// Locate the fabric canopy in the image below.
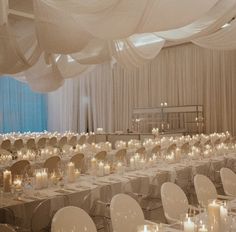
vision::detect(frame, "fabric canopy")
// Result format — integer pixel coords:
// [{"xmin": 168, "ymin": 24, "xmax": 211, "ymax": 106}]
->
[{"xmin": 2, "ymin": 0, "xmax": 236, "ymax": 92}]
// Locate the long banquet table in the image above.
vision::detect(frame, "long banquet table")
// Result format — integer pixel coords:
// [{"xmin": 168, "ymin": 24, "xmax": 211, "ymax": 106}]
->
[{"xmin": 1, "ymin": 152, "xmax": 236, "ymax": 230}]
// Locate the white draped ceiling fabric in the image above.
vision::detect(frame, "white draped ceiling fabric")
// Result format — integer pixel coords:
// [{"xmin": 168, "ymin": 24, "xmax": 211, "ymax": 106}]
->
[{"xmin": 3, "ymin": 0, "xmax": 236, "ymax": 92}]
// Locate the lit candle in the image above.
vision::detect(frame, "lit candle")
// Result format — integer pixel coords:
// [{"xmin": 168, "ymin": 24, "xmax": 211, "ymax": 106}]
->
[
  {"xmin": 91, "ymin": 157, "xmax": 97, "ymax": 170},
  {"xmin": 220, "ymin": 204, "xmax": 228, "ymax": 230},
  {"xmin": 198, "ymin": 224, "xmax": 208, "ymax": 232},
  {"xmin": 67, "ymin": 162, "xmax": 75, "ymax": 183},
  {"xmin": 3, "ymin": 170, "xmax": 12, "ymax": 192},
  {"xmin": 130, "ymin": 157, "xmax": 135, "ymax": 170},
  {"xmin": 50, "ymin": 172, "xmax": 57, "ymax": 185},
  {"xmin": 207, "ymin": 200, "xmax": 220, "ymax": 232},
  {"xmin": 35, "ymin": 172, "xmax": 42, "ymax": 189},
  {"xmin": 184, "ymin": 217, "xmax": 195, "ymax": 232},
  {"xmin": 75, "ymin": 169, "xmax": 80, "ymax": 179},
  {"xmin": 140, "ymin": 158, "xmax": 145, "ymax": 169},
  {"xmin": 13, "ymin": 178, "xmax": 22, "ymax": 190},
  {"xmin": 104, "ymin": 164, "xmax": 110, "ymax": 175},
  {"xmin": 117, "ymin": 162, "xmax": 123, "ymax": 174},
  {"xmin": 98, "ymin": 162, "xmax": 104, "ymax": 176},
  {"xmin": 41, "ymin": 169, "xmax": 48, "ymax": 188}
]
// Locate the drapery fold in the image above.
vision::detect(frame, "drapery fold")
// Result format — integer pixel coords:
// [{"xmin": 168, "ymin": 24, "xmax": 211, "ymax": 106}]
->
[
  {"xmin": 48, "ymin": 43, "xmax": 236, "ymax": 135},
  {"xmin": 193, "ymin": 19, "xmax": 236, "ymax": 50},
  {"xmin": 2, "ymin": 0, "xmax": 236, "ymax": 92}
]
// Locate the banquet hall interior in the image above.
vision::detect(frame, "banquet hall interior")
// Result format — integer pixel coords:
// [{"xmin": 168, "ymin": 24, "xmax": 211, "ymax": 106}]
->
[{"xmin": 1, "ymin": 0, "xmax": 236, "ymax": 232}]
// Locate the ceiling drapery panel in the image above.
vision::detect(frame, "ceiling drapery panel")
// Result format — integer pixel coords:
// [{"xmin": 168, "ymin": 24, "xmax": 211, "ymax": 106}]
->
[{"xmin": 2, "ymin": 0, "xmax": 236, "ymax": 92}]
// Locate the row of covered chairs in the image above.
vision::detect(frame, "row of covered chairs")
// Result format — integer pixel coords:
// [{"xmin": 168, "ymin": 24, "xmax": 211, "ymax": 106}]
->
[
  {"xmin": 0, "ymin": 133, "xmax": 96, "ymax": 154},
  {"xmin": 161, "ymin": 168, "xmax": 236, "ymax": 224}
]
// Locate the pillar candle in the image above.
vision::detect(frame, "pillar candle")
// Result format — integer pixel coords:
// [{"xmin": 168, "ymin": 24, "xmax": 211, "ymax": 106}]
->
[
  {"xmin": 67, "ymin": 162, "xmax": 75, "ymax": 183},
  {"xmin": 104, "ymin": 164, "xmax": 110, "ymax": 175},
  {"xmin": 198, "ymin": 225, "xmax": 208, "ymax": 232},
  {"xmin": 117, "ymin": 162, "xmax": 123, "ymax": 174},
  {"xmin": 184, "ymin": 217, "xmax": 195, "ymax": 232},
  {"xmin": 41, "ymin": 170, "xmax": 48, "ymax": 188},
  {"xmin": 98, "ymin": 162, "xmax": 104, "ymax": 176},
  {"xmin": 35, "ymin": 172, "xmax": 42, "ymax": 189},
  {"xmin": 3, "ymin": 170, "xmax": 12, "ymax": 192},
  {"xmin": 91, "ymin": 157, "xmax": 97, "ymax": 170},
  {"xmin": 130, "ymin": 157, "xmax": 135, "ymax": 170},
  {"xmin": 207, "ymin": 200, "xmax": 220, "ymax": 232},
  {"xmin": 220, "ymin": 205, "xmax": 228, "ymax": 231}
]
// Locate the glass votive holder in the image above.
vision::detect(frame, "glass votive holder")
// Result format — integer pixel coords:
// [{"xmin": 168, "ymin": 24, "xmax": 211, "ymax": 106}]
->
[{"xmin": 137, "ymin": 224, "xmax": 161, "ymax": 232}]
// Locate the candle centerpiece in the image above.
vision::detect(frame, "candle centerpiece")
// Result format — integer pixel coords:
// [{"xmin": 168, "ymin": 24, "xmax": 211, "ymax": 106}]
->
[
  {"xmin": 3, "ymin": 170, "xmax": 12, "ymax": 193},
  {"xmin": 207, "ymin": 199, "xmax": 220, "ymax": 232},
  {"xmin": 67, "ymin": 162, "xmax": 75, "ymax": 183}
]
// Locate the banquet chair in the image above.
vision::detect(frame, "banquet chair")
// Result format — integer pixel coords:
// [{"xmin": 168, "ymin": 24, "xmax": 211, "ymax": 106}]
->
[
  {"xmin": 43, "ymin": 156, "xmax": 61, "ymax": 174},
  {"xmin": 58, "ymin": 136, "xmax": 68, "ymax": 150},
  {"xmin": 110, "ymin": 194, "xmax": 155, "ymax": 232},
  {"xmin": 133, "ymin": 170, "xmax": 169, "ymax": 221},
  {"xmin": 78, "ymin": 135, "xmax": 86, "ymax": 145},
  {"xmin": 225, "ymin": 156, "xmax": 236, "ymax": 172},
  {"xmin": 26, "ymin": 138, "xmax": 37, "ymax": 151},
  {"xmin": 87, "ymin": 134, "xmax": 96, "ymax": 144},
  {"xmin": 135, "ymin": 147, "xmax": 146, "ymax": 158},
  {"xmin": 10, "ymin": 160, "xmax": 30, "ymax": 177},
  {"xmin": 48, "ymin": 137, "xmax": 57, "ymax": 147},
  {"xmin": 51, "ymin": 206, "xmax": 97, "ymax": 232},
  {"xmin": 1, "ymin": 140, "xmax": 12, "ymax": 151},
  {"xmin": 95, "ymin": 151, "xmax": 107, "ymax": 161},
  {"xmin": 68, "ymin": 135, "xmax": 77, "ymax": 148},
  {"xmin": 180, "ymin": 142, "xmax": 190, "ymax": 155},
  {"xmin": 70, "ymin": 153, "xmax": 85, "ymax": 171},
  {"xmin": 115, "ymin": 149, "xmax": 127, "ymax": 162},
  {"xmin": 213, "ymin": 138, "xmax": 221, "ymax": 146},
  {"xmin": 13, "ymin": 139, "xmax": 24, "ymax": 152},
  {"xmin": 161, "ymin": 182, "xmax": 199, "ymax": 224},
  {"xmin": 88, "ymin": 184, "xmax": 113, "ymax": 231},
  {"xmin": 194, "ymin": 174, "xmax": 233, "ymax": 207},
  {"xmin": 208, "ymin": 159, "xmax": 225, "ymax": 189},
  {"xmin": 193, "ymin": 141, "xmax": 201, "ymax": 148},
  {"xmin": 37, "ymin": 137, "xmax": 47, "ymax": 149},
  {"xmin": 166, "ymin": 144, "xmax": 176, "ymax": 154},
  {"xmin": 220, "ymin": 168, "xmax": 236, "ymax": 197},
  {"xmin": 151, "ymin": 145, "xmax": 161, "ymax": 154},
  {"xmin": 31, "ymin": 195, "xmax": 69, "ymax": 232},
  {"xmin": 0, "ymin": 224, "xmax": 16, "ymax": 232}
]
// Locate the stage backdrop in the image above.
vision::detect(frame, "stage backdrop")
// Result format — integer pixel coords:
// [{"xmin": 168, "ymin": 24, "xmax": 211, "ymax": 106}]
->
[
  {"xmin": 0, "ymin": 77, "xmax": 47, "ymax": 133},
  {"xmin": 48, "ymin": 43, "xmax": 236, "ymax": 135}
]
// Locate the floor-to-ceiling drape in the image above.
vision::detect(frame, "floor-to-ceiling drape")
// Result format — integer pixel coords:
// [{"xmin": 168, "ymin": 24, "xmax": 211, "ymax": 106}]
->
[
  {"xmin": 47, "ymin": 43, "xmax": 236, "ymax": 135},
  {"xmin": 0, "ymin": 77, "xmax": 47, "ymax": 133}
]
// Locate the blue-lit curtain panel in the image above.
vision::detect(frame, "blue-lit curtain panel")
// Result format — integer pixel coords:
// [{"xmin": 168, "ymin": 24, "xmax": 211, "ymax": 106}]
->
[{"xmin": 0, "ymin": 77, "xmax": 47, "ymax": 133}]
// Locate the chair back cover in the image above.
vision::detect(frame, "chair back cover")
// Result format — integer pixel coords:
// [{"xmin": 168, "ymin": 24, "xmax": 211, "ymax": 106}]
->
[
  {"xmin": 10, "ymin": 160, "xmax": 30, "ymax": 177},
  {"xmin": 78, "ymin": 135, "xmax": 86, "ymax": 145},
  {"xmin": 70, "ymin": 153, "xmax": 85, "ymax": 170},
  {"xmin": 51, "ymin": 206, "xmax": 97, "ymax": 232},
  {"xmin": 161, "ymin": 182, "xmax": 189, "ymax": 223},
  {"xmin": 37, "ymin": 137, "xmax": 47, "ymax": 149},
  {"xmin": 95, "ymin": 151, "xmax": 107, "ymax": 161},
  {"xmin": 194, "ymin": 174, "xmax": 217, "ymax": 207},
  {"xmin": 13, "ymin": 139, "xmax": 24, "ymax": 151},
  {"xmin": 44, "ymin": 156, "xmax": 61, "ymax": 173},
  {"xmin": 110, "ymin": 193, "xmax": 145, "ymax": 232},
  {"xmin": 220, "ymin": 167, "xmax": 236, "ymax": 197}
]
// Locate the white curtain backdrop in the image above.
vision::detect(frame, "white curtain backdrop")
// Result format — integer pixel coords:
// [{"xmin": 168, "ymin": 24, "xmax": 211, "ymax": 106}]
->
[{"xmin": 48, "ymin": 43, "xmax": 236, "ymax": 135}]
